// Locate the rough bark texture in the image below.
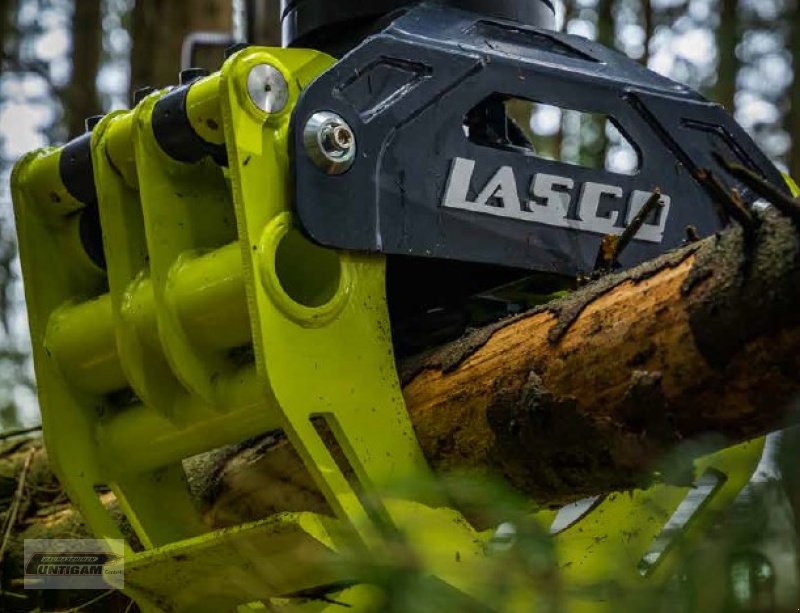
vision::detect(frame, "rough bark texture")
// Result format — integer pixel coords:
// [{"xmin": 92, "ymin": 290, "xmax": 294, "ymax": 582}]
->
[
  {"xmin": 130, "ymin": 0, "xmax": 232, "ymax": 95},
  {"xmin": 402, "ymin": 210, "xmax": 800, "ymax": 502},
  {"xmin": 6, "ymin": 211, "xmax": 799, "ymax": 548}
]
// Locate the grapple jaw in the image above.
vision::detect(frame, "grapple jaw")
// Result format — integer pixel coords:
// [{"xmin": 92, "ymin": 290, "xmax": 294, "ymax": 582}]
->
[{"xmin": 10, "ymin": 6, "xmax": 775, "ymax": 611}]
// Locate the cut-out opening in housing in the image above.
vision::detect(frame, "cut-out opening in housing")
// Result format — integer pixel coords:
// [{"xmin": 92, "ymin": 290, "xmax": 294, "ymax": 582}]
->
[{"xmin": 464, "ymin": 94, "xmax": 641, "ymax": 176}]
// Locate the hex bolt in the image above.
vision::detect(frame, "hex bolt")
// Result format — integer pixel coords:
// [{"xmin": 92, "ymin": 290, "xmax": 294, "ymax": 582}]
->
[
  {"xmin": 303, "ymin": 111, "xmax": 357, "ymax": 175},
  {"xmin": 246, "ymin": 64, "xmax": 289, "ymax": 114}
]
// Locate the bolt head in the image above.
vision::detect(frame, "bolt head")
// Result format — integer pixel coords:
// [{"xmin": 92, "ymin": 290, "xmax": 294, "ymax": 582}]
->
[
  {"xmin": 246, "ymin": 64, "xmax": 289, "ymax": 114},
  {"xmin": 303, "ymin": 112, "xmax": 357, "ymax": 175},
  {"xmin": 332, "ymin": 126, "xmax": 352, "ymax": 149}
]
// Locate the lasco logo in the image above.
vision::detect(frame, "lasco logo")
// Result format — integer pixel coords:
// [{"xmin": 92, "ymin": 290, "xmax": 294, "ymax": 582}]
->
[{"xmin": 442, "ymin": 157, "xmax": 671, "ymax": 244}]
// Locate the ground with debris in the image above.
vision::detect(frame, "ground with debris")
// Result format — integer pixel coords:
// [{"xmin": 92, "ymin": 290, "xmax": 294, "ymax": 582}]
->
[{"xmin": 0, "ymin": 436, "xmax": 134, "ymax": 612}]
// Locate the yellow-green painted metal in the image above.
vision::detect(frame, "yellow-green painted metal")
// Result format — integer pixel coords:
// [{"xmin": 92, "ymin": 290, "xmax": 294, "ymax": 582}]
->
[
  {"xmin": 556, "ymin": 438, "xmax": 764, "ymax": 611},
  {"xmin": 186, "ymin": 74, "xmax": 226, "ymax": 146},
  {"xmin": 10, "ymin": 44, "xmax": 769, "ymax": 611}
]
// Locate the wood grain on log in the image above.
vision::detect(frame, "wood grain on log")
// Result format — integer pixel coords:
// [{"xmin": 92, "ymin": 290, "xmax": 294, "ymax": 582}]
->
[{"xmin": 199, "ymin": 210, "xmax": 800, "ymax": 525}]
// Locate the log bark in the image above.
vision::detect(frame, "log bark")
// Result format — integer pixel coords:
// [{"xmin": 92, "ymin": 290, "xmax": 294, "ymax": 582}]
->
[
  {"xmin": 196, "ymin": 208, "xmax": 800, "ymax": 526},
  {"xmin": 401, "ymin": 210, "xmax": 800, "ymax": 503}
]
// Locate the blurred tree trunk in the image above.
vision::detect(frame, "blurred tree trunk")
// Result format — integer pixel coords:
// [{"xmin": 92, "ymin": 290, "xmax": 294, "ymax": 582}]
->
[
  {"xmin": 0, "ymin": 0, "xmax": 19, "ymax": 76},
  {"xmin": 641, "ymin": 0, "xmax": 653, "ymax": 67},
  {"xmin": 715, "ymin": 0, "xmax": 739, "ymax": 113},
  {"xmin": 130, "ymin": 0, "xmax": 233, "ymax": 96},
  {"xmin": 246, "ymin": 0, "xmax": 281, "ymax": 46},
  {"xmin": 589, "ymin": 0, "xmax": 615, "ymax": 169},
  {"xmin": 553, "ymin": 0, "xmax": 578, "ymax": 161},
  {"xmin": 596, "ymin": 0, "xmax": 615, "ymax": 48},
  {"xmin": 65, "ymin": 0, "xmax": 102, "ymax": 138},
  {"xmin": 0, "ymin": 0, "xmax": 9, "ymax": 71},
  {"xmin": 789, "ymin": 2, "xmax": 800, "ymax": 182}
]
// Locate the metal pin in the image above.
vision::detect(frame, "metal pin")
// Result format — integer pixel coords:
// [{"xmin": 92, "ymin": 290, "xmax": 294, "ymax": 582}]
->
[{"xmin": 246, "ymin": 64, "xmax": 289, "ymax": 114}]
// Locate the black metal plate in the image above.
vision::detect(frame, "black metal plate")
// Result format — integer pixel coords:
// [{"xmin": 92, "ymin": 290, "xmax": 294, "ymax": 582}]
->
[{"xmin": 292, "ymin": 4, "xmax": 787, "ymax": 275}]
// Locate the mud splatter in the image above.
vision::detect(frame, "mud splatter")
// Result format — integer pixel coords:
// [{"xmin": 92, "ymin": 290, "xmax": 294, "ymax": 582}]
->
[{"xmin": 485, "ymin": 372, "xmax": 638, "ymax": 501}]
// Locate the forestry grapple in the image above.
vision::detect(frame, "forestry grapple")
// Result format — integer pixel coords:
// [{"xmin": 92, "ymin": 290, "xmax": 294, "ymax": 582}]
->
[{"xmin": 10, "ymin": 1, "xmax": 792, "ymax": 610}]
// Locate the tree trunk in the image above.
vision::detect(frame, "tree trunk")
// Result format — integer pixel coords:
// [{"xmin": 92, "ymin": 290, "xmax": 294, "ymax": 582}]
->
[
  {"xmin": 130, "ymin": 0, "xmax": 232, "ymax": 96},
  {"xmin": 589, "ymin": 0, "xmax": 614, "ymax": 169},
  {"xmin": 246, "ymin": 0, "xmax": 281, "ymax": 46},
  {"xmin": 65, "ymin": 0, "xmax": 102, "ymax": 139},
  {"xmin": 641, "ymin": 0, "xmax": 653, "ymax": 67},
  {"xmin": 789, "ymin": 1, "xmax": 800, "ymax": 181},
  {"xmin": 596, "ymin": 0, "xmax": 615, "ymax": 48},
  {"xmin": 0, "ymin": 0, "xmax": 17, "ymax": 75},
  {"xmin": 716, "ymin": 0, "xmax": 739, "ymax": 112},
  {"xmin": 552, "ymin": 0, "xmax": 577, "ymax": 161},
  {"xmin": 0, "ymin": 0, "xmax": 20, "ymax": 75},
  {"xmin": 196, "ymin": 208, "xmax": 800, "ymax": 526}
]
